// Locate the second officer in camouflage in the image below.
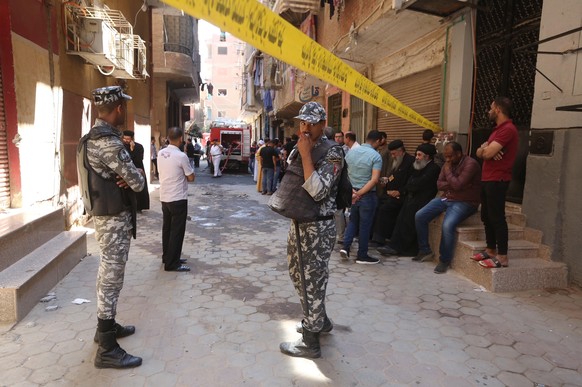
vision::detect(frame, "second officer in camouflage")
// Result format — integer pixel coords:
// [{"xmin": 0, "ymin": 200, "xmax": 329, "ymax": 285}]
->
[
  {"xmin": 279, "ymin": 102, "xmax": 344, "ymax": 358},
  {"xmin": 77, "ymin": 86, "xmax": 145, "ymax": 369}
]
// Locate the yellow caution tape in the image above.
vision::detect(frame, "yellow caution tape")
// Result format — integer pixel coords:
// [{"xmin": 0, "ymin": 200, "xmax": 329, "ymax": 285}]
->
[{"xmin": 161, "ymin": 0, "xmax": 441, "ymax": 131}]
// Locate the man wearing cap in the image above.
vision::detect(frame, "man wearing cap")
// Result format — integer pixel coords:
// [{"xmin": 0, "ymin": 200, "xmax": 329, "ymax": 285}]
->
[
  {"xmin": 76, "ymin": 86, "xmax": 144, "ymax": 369},
  {"xmin": 378, "ymin": 143, "xmax": 441, "ymax": 257},
  {"xmin": 278, "ymin": 102, "xmax": 345, "ymax": 359},
  {"xmin": 370, "ymin": 139, "xmax": 415, "ymax": 245},
  {"xmin": 414, "ymin": 141, "xmax": 481, "ymax": 273},
  {"xmin": 339, "ymin": 130, "xmax": 383, "ymax": 264},
  {"xmin": 209, "ymin": 138, "xmax": 224, "ymax": 177}
]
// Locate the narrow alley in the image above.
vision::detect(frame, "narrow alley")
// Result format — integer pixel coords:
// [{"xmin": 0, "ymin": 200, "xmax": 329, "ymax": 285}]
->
[{"xmin": 1, "ymin": 167, "xmax": 581, "ymax": 386}]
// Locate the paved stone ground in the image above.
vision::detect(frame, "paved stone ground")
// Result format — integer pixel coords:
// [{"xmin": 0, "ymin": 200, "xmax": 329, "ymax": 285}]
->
[{"xmin": 1, "ymin": 165, "xmax": 581, "ymax": 386}]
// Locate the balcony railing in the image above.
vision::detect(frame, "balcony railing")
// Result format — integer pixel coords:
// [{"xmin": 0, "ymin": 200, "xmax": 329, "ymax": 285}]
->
[{"xmin": 163, "ymin": 15, "xmax": 194, "ymax": 57}]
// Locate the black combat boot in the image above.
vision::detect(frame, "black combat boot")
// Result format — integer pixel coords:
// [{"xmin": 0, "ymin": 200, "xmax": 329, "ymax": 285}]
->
[
  {"xmin": 94, "ymin": 330, "xmax": 142, "ymax": 369},
  {"xmin": 295, "ymin": 317, "xmax": 333, "ymax": 334},
  {"xmin": 280, "ymin": 328, "xmax": 321, "ymax": 358},
  {"xmin": 93, "ymin": 322, "xmax": 136, "ymax": 343}
]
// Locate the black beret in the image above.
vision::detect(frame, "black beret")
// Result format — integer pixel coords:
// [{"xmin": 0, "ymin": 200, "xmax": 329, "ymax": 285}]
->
[
  {"xmin": 388, "ymin": 139, "xmax": 404, "ymax": 150},
  {"xmin": 416, "ymin": 143, "xmax": 437, "ymax": 157}
]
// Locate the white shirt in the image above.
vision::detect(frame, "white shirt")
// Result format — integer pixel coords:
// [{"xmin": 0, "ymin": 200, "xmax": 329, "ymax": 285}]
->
[
  {"xmin": 210, "ymin": 144, "xmax": 223, "ymax": 157},
  {"xmin": 350, "ymin": 141, "xmax": 360, "ymax": 149},
  {"xmin": 157, "ymin": 145, "xmax": 194, "ymax": 202}
]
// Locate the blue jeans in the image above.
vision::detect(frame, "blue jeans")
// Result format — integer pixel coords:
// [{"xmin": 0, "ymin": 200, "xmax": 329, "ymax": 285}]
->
[
  {"xmin": 262, "ymin": 168, "xmax": 274, "ymax": 193},
  {"xmin": 415, "ymin": 198, "xmax": 477, "ymax": 263},
  {"xmin": 343, "ymin": 192, "xmax": 378, "ymax": 258}
]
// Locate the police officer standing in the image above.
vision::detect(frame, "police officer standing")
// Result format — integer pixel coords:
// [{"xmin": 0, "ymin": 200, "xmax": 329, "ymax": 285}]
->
[
  {"xmin": 278, "ymin": 102, "xmax": 344, "ymax": 358},
  {"xmin": 77, "ymin": 86, "xmax": 145, "ymax": 369}
]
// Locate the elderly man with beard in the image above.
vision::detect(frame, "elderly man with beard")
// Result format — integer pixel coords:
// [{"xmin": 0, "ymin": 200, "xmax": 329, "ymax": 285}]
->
[
  {"xmin": 377, "ymin": 143, "xmax": 441, "ymax": 257},
  {"xmin": 370, "ymin": 140, "xmax": 415, "ymax": 246}
]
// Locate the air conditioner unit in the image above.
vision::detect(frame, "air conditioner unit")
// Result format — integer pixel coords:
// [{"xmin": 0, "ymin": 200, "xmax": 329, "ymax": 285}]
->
[{"xmin": 64, "ymin": 5, "xmax": 148, "ymax": 80}]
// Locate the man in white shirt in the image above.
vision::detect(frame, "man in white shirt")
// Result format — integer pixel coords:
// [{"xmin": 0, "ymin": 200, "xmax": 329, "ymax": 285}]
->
[
  {"xmin": 210, "ymin": 139, "xmax": 224, "ymax": 177},
  {"xmin": 157, "ymin": 127, "xmax": 195, "ymax": 272}
]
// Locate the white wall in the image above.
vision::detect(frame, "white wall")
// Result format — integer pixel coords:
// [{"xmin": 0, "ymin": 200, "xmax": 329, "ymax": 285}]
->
[{"xmin": 530, "ymin": 0, "xmax": 582, "ymax": 129}]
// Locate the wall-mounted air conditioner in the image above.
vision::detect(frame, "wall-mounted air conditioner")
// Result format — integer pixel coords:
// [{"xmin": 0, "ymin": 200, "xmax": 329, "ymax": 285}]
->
[{"xmin": 64, "ymin": 4, "xmax": 148, "ymax": 80}]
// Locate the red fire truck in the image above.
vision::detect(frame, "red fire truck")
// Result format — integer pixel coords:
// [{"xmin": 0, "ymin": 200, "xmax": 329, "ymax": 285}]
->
[{"xmin": 209, "ymin": 120, "xmax": 252, "ymax": 171}]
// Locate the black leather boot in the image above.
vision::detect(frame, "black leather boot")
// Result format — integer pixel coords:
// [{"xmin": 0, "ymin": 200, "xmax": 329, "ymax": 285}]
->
[
  {"xmin": 280, "ymin": 328, "xmax": 321, "ymax": 358},
  {"xmin": 295, "ymin": 317, "xmax": 333, "ymax": 334},
  {"xmin": 94, "ymin": 330, "xmax": 142, "ymax": 369},
  {"xmin": 93, "ymin": 322, "xmax": 136, "ymax": 343}
]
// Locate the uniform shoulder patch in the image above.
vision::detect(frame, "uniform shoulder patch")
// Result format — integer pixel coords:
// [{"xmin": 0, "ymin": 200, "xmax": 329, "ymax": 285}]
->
[{"xmin": 118, "ymin": 149, "xmax": 132, "ymax": 163}]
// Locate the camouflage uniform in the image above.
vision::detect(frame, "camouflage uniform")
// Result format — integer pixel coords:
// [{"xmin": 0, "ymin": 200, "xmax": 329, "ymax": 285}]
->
[
  {"xmin": 86, "ymin": 118, "xmax": 145, "ymax": 320},
  {"xmin": 286, "ymin": 137, "xmax": 344, "ymax": 332}
]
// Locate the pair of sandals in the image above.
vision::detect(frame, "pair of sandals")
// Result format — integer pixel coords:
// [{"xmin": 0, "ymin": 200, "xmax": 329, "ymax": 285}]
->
[{"xmin": 470, "ymin": 251, "xmax": 508, "ymax": 268}]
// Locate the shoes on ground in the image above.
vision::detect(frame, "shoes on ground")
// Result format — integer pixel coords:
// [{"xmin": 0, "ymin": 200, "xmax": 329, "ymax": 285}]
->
[
  {"xmin": 356, "ymin": 255, "xmax": 380, "ymax": 265},
  {"xmin": 377, "ymin": 246, "xmax": 399, "ymax": 256},
  {"xmin": 412, "ymin": 251, "xmax": 434, "ymax": 262},
  {"xmin": 339, "ymin": 249, "xmax": 350, "ymax": 261},
  {"xmin": 434, "ymin": 262, "xmax": 450, "ymax": 274},
  {"xmin": 165, "ymin": 264, "xmax": 191, "ymax": 272}
]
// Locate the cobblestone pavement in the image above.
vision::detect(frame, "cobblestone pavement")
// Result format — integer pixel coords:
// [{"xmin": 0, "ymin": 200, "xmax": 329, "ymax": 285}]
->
[{"xmin": 1, "ymin": 166, "xmax": 582, "ymax": 386}]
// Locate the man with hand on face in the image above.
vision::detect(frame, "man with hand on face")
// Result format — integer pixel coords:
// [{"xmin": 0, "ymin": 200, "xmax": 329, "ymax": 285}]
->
[
  {"xmin": 414, "ymin": 142, "xmax": 481, "ymax": 273},
  {"xmin": 278, "ymin": 102, "xmax": 345, "ymax": 359}
]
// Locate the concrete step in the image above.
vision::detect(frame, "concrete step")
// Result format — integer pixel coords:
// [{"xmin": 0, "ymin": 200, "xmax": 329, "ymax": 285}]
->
[
  {"xmin": 437, "ymin": 241, "xmax": 569, "ymax": 292},
  {"xmin": 0, "ymin": 231, "xmax": 87, "ymax": 323},
  {"xmin": 459, "ymin": 239, "xmax": 540, "ymax": 259},
  {"xmin": 0, "ymin": 207, "xmax": 64, "ymax": 271},
  {"xmin": 446, "ymin": 251, "xmax": 568, "ymax": 292},
  {"xmin": 457, "ymin": 224, "xmax": 524, "ymax": 241}
]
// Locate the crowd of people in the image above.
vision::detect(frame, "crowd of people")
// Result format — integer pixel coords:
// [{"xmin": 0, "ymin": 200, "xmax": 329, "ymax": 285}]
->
[{"xmin": 78, "ymin": 87, "xmax": 517, "ymax": 366}]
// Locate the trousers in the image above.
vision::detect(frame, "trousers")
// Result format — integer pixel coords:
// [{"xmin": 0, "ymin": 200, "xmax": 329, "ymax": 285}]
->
[
  {"xmin": 162, "ymin": 200, "xmax": 188, "ymax": 270},
  {"xmin": 94, "ymin": 211, "xmax": 132, "ymax": 320},
  {"xmin": 481, "ymin": 181, "xmax": 510, "ymax": 255},
  {"xmin": 287, "ymin": 219, "xmax": 335, "ymax": 332}
]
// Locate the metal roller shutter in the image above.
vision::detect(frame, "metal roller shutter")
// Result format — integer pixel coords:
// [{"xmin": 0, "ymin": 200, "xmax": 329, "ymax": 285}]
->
[
  {"xmin": 0, "ymin": 68, "xmax": 10, "ymax": 209},
  {"xmin": 376, "ymin": 66, "xmax": 442, "ymax": 152}
]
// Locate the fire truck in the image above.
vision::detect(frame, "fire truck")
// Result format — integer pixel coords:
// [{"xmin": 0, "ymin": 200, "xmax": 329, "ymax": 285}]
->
[{"xmin": 209, "ymin": 119, "xmax": 252, "ymax": 171}]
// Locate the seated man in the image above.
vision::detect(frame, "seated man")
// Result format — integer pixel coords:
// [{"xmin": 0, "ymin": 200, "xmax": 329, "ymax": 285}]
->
[
  {"xmin": 414, "ymin": 142, "xmax": 481, "ymax": 273},
  {"xmin": 370, "ymin": 140, "xmax": 414, "ymax": 245},
  {"xmin": 377, "ymin": 143, "xmax": 440, "ymax": 257}
]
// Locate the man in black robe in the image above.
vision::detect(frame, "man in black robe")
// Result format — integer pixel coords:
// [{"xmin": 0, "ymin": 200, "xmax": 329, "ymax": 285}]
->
[
  {"xmin": 123, "ymin": 130, "xmax": 150, "ymax": 211},
  {"xmin": 377, "ymin": 143, "xmax": 441, "ymax": 257}
]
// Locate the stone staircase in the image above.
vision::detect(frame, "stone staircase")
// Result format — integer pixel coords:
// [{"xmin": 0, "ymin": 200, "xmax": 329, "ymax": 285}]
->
[
  {"xmin": 427, "ymin": 203, "xmax": 568, "ymax": 292},
  {"xmin": 0, "ymin": 207, "xmax": 86, "ymax": 324}
]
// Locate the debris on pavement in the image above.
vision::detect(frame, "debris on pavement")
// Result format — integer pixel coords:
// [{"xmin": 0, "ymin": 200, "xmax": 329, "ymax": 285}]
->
[{"xmin": 71, "ymin": 298, "xmax": 91, "ymax": 304}]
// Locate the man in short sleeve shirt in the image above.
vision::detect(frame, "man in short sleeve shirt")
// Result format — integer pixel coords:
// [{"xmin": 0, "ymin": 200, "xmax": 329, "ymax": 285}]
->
[{"xmin": 475, "ymin": 97, "xmax": 518, "ymax": 269}]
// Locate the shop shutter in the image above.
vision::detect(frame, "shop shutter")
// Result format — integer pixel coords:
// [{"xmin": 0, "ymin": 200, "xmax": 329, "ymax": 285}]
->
[
  {"xmin": 0, "ymin": 68, "xmax": 10, "ymax": 209},
  {"xmin": 376, "ymin": 66, "xmax": 441, "ymax": 152}
]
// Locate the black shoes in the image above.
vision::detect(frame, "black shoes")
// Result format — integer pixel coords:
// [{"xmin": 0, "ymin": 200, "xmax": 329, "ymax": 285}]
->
[
  {"xmin": 339, "ymin": 249, "xmax": 350, "ymax": 261},
  {"xmin": 412, "ymin": 251, "xmax": 434, "ymax": 262},
  {"xmin": 94, "ymin": 330, "xmax": 142, "ymax": 369},
  {"xmin": 179, "ymin": 258, "xmax": 187, "ymax": 264},
  {"xmin": 356, "ymin": 255, "xmax": 380, "ymax": 265},
  {"xmin": 165, "ymin": 264, "xmax": 190, "ymax": 272},
  {"xmin": 295, "ymin": 317, "xmax": 334, "ymax": 334},
  {"xmin": 377, "ymin": 246, "xmax": 399, "ymax": 256},
  {"xmin": 280, "ymin": 328, "xmax": 321, "ymax": 358},
  {"xmin": 93, "ymin": 322, "xmax": 135, "ymax": 343},
  {"xmin": 434, "ymin": 262, "xmax": 450, "ymax": 274}
]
